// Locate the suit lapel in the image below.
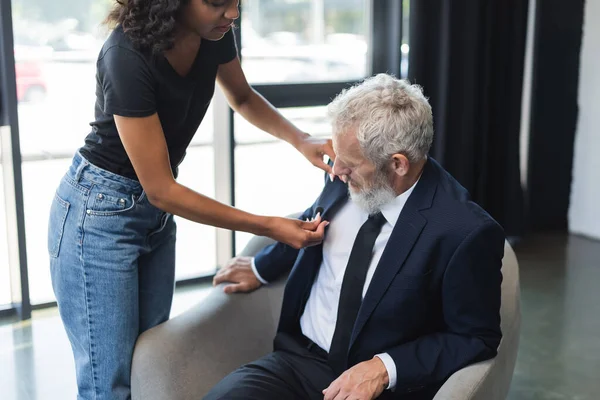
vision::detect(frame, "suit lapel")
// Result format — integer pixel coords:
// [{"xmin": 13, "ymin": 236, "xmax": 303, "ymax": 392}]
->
[
  {"xmin": 293, "ymin": 178, "xmax": 349, "ymax": 318},
  {"xmin": 350, "ymin": 159, "xmax": 438, "ymax": 346},
  {"xmin": 318, "ymin": 178, "xmax": 349, "ymax": 221}
]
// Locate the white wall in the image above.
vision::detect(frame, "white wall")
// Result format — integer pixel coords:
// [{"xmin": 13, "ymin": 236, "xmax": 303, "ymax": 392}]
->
[{"xmin": 569, "ymin": 0, "xmax": 600, "ymax": 239}]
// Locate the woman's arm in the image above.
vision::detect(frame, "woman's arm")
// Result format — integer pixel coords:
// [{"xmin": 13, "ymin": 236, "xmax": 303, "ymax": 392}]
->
[
  {"xmin": 216, "ymin": 58, "xmax": 335, "ymax": 174},
  {"xmin": 114, "ymin": 113, "xmax": 327, "ymax": 249}
]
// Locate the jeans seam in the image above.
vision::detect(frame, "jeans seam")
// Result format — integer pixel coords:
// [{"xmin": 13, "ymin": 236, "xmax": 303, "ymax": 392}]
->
[
  {"xmin": 83, "ymin": 268, "xmax": 99, "ymax": 400},
  {"xmin": 78, "ymin": 193, "xmax": 98, "ymax": 399},
  {"xmin": 49, "ymin": 193, "xmax": 70, "ymax": 258},
  {"xmin": 64, "ymin": 175, "xmax": 90, "ymax": 196}
]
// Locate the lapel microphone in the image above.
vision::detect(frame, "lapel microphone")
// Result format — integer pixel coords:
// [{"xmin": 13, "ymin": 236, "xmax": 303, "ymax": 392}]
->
[{"xmin": 315, "ymin": 207, "xmax": 324, "ymax": 219}]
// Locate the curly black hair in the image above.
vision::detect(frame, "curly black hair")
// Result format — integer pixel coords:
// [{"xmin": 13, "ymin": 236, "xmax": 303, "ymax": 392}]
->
[{"xmin": 105, "ymin": 0, "xmax": 190, "ymax": 54}]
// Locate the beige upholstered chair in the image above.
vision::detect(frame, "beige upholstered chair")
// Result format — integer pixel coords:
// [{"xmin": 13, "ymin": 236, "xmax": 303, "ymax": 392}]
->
[{"xmin": 131, "ymin": 230, "xmax": 521, "ymax": 400}]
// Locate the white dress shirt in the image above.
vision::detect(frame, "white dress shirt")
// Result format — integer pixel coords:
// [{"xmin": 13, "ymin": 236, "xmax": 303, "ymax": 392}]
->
[{"xmin": 252, "ymin": 181, "xmax": 418, "ymax": 390}]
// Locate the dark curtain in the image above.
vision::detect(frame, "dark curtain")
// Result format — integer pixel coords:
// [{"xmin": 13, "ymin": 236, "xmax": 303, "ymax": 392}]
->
[
  {"xmin": 408, "ymin": 0, "xmax": 529, "ymax": 238},
  {"xmin": 527, "ymin": 0, "xmax": 584, "ymax": 232}
]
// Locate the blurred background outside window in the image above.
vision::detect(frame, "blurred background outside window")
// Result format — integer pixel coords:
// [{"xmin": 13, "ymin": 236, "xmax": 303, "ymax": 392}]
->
[{"xmin": 2, "ymin": 0, "xmax": 384, "ymax": 306}]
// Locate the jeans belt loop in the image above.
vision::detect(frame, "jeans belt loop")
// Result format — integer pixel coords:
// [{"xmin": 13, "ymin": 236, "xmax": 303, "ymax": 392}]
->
[{"xmin": 74, "ymin": 158, "xmax": 88, "ymax": 182}]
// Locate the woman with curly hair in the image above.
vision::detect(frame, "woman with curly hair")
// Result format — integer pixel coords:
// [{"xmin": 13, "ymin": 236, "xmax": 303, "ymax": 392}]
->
[{"xmin": 47, "ymin": 0, "xmax": 334, "ymax": 398}]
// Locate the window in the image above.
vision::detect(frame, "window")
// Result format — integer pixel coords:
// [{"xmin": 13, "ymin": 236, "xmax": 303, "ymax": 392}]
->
[
  {"xmin": 234, "ymin": 106, "xmax": 330, "ymax": 251},
  {"xmin": 174, "ymin": 146, "xmax": 218, "ymax": 280},
  {"xmin": 21, "ymin": 158, "xmax": 71, "ymax": 304},
  {"xmin": 0, "ymin": 165, "xmax": 11, "ymax": 305},
  {"xmin": 2, "ymin": 0, "xmax": 407, "ymax": 319},
  {"xmin": 242, "ymin": 0, "xmax": 370, "ymax": 84},
  {"xmin": 12, "ymin": 0, "xmax": 218, "ymax": 303},
  {"xmin": 12, "ymin": 0, "xmax": 112, "ymax": 304},
  {"xmin": 401, "ymin": 0, "xmax": 410, "ymax": 79}
]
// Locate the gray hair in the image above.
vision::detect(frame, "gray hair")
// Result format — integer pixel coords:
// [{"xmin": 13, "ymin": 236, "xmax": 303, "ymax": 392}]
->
[{"xmin": 327, "ymin": 74, "xmax": 433, "ymax": 167}]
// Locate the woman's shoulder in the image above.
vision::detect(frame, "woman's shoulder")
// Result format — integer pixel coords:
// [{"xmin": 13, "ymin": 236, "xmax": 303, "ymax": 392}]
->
[{"xmin": 98, "ymin": 25, "xmax": 151, "ymax": 66}]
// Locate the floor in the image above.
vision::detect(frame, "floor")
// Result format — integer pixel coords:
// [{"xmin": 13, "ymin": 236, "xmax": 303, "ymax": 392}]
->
[
  {"xmin": 0, "ymin": 284, "xmax": 214, "ymax": 400},
  {"xmin": 1, "ymin": 233, "xmax": 599, "ymax": 400},
  {"xmin": 506, "ymin": 234, "xmax": 600, "ymax": 400}
]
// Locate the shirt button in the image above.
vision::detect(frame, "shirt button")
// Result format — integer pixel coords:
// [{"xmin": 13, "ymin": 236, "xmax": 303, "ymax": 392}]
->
[{"xmin": 97, "ymin": 193, "xmax": 103, "ymax": 199}]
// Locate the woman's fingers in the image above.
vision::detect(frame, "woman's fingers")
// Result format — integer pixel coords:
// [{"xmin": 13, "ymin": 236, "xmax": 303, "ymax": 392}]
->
[{"xmin": 304, "ymin": 220, "xmax": 330, "ymax": 246}]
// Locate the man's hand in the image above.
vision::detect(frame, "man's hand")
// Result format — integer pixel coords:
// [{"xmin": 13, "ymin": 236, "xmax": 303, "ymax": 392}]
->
[
  {"xmin": 323, "ymin": 357, "xmax": 389, "ymax": 400},
  {"xmin": 212, "ymin": 257, "xmax": 262, "ymax": 294}
]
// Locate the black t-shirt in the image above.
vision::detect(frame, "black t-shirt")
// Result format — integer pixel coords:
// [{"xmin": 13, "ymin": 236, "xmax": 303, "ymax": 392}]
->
[{"xmin": 79, "ymin": 25, "xmax": 237, "ymax": 180}]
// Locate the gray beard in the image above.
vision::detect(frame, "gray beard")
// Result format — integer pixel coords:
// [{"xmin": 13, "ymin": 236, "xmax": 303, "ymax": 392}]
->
[{"xmin": 349, "ymin": 182, "xmax": 397, "ymax": 215}]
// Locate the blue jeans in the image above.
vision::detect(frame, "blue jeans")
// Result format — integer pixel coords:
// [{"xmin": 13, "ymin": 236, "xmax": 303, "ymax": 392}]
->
[{"xmin": 48, "ymin": 152, "xmax": 176, "ymax": 400}]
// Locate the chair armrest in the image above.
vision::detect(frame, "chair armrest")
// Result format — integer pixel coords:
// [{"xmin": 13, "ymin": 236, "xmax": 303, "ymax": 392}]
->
[
  {"xmin": 131, "ymin": 280, "xmax": 286, "ymax": 400},
  {"xmin": 432, "ymin": 317, "xmax": 521, "ymax": 400}
]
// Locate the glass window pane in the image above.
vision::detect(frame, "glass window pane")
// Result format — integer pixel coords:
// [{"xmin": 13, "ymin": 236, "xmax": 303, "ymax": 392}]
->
[
  {"xmin": 12, "ymin": 1, "xmax": 218, "ymax": 303},
  {"xmin": 13, "ymin": 0, "xmax": 114, "ymax": 305},
  {"xmin": 174, "ymin": 146, "xmax": 217, "ymax": 280},
  {"xmin": 401, "ymin": 0, "xmax": 410, "ymax": 79},
  {"xmin": 234, "ymin": 106, "xmax": 330, "ymax": 251},
  {"xmin": 242, "ymin": 0, "xmax": 370, "ymax": 84},
  {"xmin": 22, "ymin": 159, "xmax": 71, "ymax": 304},
  {"xmin": 0, "ymin": 165, "xmax": 12, "ymax": 305}
]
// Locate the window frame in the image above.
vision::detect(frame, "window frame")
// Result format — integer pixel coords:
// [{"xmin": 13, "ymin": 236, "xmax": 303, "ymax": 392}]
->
[{"xmin": 0, "ymin": 0, "xmax": 405, "ymax": 320}]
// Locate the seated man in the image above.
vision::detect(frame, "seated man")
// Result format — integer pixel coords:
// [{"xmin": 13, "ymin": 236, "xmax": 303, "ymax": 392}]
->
[{"xmin": 208, "ymin": 74, "xmax": 505, "ymax": 400}]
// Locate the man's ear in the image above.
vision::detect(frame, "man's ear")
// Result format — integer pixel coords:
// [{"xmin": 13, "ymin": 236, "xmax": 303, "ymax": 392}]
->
[{"xmin": 392, "ymin": 154, "xmax": 410, "ymax": 177}]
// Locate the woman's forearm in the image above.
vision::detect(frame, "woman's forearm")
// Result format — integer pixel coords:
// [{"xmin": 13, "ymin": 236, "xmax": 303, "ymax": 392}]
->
[
  {"xmin": 149, "ymin": 182, "xmax": 271, "ymax": 236},
  {"xmin": 230, "ymin": 89, "xmax": 308, "ymax": 148}
]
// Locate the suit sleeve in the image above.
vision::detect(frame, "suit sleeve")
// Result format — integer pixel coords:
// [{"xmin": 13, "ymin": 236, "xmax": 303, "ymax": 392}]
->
[{"xmin": 386, "ymin": 221, "xmax": 505, "ymax": 393}]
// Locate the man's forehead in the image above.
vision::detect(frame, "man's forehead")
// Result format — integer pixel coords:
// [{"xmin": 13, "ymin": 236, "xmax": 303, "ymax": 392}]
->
[
  {"xmin": 334, "ymin": 128, "xmax": 358, "ymax": 146},
  {"xmin": 333, "ymin": 130, "xmax": 363, "ymax": 163}
]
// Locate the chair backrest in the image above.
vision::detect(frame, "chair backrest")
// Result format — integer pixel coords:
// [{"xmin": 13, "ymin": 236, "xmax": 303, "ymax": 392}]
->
[{"xmin": 499, "ymin": 242, "xmax": 521, "ymax": 340}]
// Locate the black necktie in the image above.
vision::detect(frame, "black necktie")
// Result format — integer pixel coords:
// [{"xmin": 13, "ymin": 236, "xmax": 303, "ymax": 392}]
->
[{"xmin": 328, "ymin": 212, "xmax": 387, "ymax": 373}]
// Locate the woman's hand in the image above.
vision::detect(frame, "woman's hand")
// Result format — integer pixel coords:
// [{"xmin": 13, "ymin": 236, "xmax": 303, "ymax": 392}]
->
[
  {"xmin": 296, "ymin": 134, "xmax": 336, "ymax": 177},
  {"xmin": 216, "ymin": 61, "xmax": 336, "ymax": 175},
  {"xmin": 265, "ymin": 214, "xmax": 329, "ymax": 249}
]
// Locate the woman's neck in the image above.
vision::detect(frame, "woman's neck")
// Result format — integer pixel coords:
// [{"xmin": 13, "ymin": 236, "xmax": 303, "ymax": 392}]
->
[{"xmin": 164, "ymin": 27, "xmax": 202, "ymax": 77}]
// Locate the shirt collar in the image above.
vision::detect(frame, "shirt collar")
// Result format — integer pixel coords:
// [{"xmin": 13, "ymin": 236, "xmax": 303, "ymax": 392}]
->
[{"xmin": 380, "ymin": 177, "xmax": 420, "ymax": 227}]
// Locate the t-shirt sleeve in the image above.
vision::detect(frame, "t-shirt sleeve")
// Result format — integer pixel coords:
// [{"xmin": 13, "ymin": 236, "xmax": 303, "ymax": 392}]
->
[
  {"xmin": 97, "ymin": 46, "xmax": 157, "ymax": 117},
  {"xmin": 218, "ymin": 28, "xmax": 239, "ymax": 64}
]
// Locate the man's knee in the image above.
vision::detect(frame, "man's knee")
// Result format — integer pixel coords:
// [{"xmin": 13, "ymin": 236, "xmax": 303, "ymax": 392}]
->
[
  {"xmin": 203, "ymin": 368, "xmax": 262, "ymax": 400},
  {"xmin": 203, "ymin": 361, "xmax": 298, "ymax": 400}
]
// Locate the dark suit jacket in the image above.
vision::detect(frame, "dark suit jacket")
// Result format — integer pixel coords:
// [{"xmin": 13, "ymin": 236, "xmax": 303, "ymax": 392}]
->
[{"xmin": 254, "ymin": 157, "xmax": 505, "ymax": 399}]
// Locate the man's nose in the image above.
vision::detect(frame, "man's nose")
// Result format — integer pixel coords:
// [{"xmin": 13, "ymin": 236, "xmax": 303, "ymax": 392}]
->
[{"xmin": 332, "ymin": 160, "xmax": 349, "ymax": 177}]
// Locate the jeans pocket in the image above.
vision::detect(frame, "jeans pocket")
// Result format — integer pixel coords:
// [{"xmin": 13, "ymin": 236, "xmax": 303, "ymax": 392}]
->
[
  {"xmin": 86, "ymin": 186, "xmax": 144, "ymax": 217},
  {"xmin": 48, "ymin": 193, "xmax": 70, "ymax": 258},
  {"xmin": 148, "ymin": 213, "xmax": 172, "ymax": 238}
]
